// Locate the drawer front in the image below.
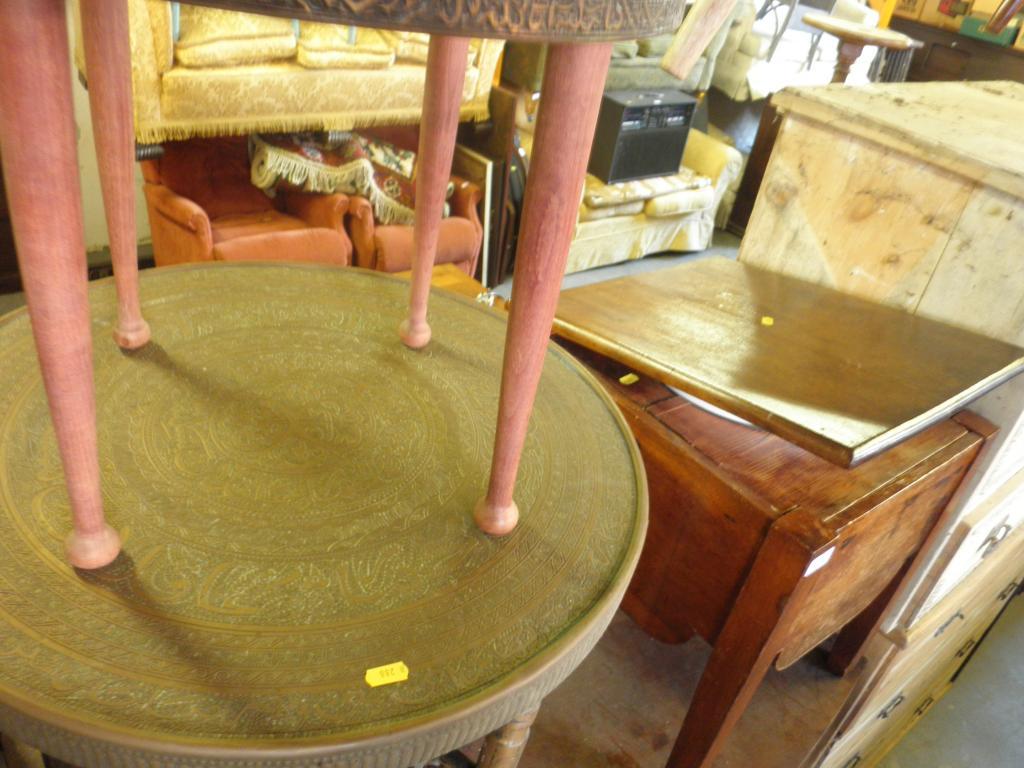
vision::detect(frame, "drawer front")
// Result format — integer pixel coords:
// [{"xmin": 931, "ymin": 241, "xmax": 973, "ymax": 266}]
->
[
  {"xmin": 917, "ymin": 470, "xmax": 1024, "ymax": 617},
  {"xmin": 821, "ymin": 667, "xmax": 954, "ymax": 768},
  {"xmin": 955, "ymin": 375, "xmax": 1024, "ymax": 512}
]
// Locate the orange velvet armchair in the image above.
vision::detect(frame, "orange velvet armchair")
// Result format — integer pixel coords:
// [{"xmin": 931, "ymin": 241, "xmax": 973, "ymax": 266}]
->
[
  {"xmin": 141, "ymin": 136, "xmax": 352, "ymax": 268},
  {"xmin": 347, "ymin": 177, "xmax": 483, "ymax": 275}
]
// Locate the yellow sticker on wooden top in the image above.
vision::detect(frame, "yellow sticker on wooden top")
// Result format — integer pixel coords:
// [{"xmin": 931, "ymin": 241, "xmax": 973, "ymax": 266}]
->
[
  {"xmin": 760, "ymin": 316, "xmax": 774, "ymax": 326},
  {"xmin": 618, "ymin": 373, "xmax": 640, "ymax": 385},
  {"xmin": 365, "ymin": 661, "xmax": 409, "ymax": 688}
]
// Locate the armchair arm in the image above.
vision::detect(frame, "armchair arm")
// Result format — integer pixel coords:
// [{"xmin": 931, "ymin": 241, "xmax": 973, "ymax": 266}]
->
[
  {"xmin": 683, "ymin": 129, "xmax": 744, "ymax": 205},
  {"xmin": 282, "ymin": 190, "xmax": 349, "ymax": 231},
  {"xmin": 449, "ymin": 176, "xmax": 483, "ymax": 224},
  {"xmin": 346, "ymin": 196, "xmax": 378, "ymax": 269},
  {"xmin": 143, "ymin": 183, "xmax": 214, "ymax": 266}
]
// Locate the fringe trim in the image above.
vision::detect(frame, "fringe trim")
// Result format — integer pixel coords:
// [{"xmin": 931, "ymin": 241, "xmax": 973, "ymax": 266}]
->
[
  {"xmin": 134, "ymin": 102, "xmax": 491, "ymax": 145},
  {"xmin": 250, "ymin": 135, "xmax": 415, "ymax": 226}
]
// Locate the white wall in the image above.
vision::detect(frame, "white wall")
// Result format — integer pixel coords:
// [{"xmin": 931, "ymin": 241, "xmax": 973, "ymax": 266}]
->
[{"xmin": 67, "ymin": 4, "xmax": 152, "ymax": 252}]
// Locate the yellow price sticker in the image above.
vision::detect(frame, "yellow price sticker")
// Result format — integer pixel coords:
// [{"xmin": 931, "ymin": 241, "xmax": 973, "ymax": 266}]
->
[
  {"xmin": 618, "ymin": 372, "xmax": 640, "ymax": 385},
  {"xmin": 365, "ymin": 661, "xmax": 409, "ymax": 688},
  {"xmin": 760, "ymin": 316, "xmax": 774, "ymax": 327}
]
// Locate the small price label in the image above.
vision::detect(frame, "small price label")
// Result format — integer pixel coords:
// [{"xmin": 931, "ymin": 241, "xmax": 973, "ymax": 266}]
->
[
  {"xmin": 760, "ymin": 316, "xmax": 775, "ymax": 327},
  {"xmin": 365, "ymin": 661, "xmax": 409, "ymax": 688},
  {"xmin": 618, "ymin": 372, "xmax": 640, "ymax": 385}
]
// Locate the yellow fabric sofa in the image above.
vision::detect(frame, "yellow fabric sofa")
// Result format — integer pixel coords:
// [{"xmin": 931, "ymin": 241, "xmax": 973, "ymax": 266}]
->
[
  {"xmin": 519, "ymin": 121, "xmax": 743, "ymax": 274},
  {"xmin": 79, "ymin": 0, "xmax": 504, "ymax": 144}
]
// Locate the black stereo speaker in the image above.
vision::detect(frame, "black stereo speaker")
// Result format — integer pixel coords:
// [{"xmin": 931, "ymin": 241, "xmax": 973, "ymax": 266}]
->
[{"xmin": 587, "ymin": 90, "xmax": 697, "ymax": 185}]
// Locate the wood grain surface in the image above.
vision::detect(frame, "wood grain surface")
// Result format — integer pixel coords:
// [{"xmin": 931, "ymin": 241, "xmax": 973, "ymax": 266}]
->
[{"xmin": 554, "ymin": 256, "xmax": 1024, "ymax": 466}]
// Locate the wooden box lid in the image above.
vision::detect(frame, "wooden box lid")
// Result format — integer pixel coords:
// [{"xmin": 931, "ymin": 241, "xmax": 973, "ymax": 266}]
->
[{"xmin": 772, "ymin": 82, "xmax": 1024, "ymax": 199}]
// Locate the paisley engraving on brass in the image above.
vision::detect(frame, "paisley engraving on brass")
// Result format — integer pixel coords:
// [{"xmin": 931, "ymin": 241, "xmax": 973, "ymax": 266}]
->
[{"xmin": 0, "ymin": 264, "xmax": 646, "ymax": 767}]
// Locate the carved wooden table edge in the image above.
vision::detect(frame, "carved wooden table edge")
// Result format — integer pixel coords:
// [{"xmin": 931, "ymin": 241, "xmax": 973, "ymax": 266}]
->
[{"xmin": 172, "ymin": 0, "xmax": 686, "ymax": 41}]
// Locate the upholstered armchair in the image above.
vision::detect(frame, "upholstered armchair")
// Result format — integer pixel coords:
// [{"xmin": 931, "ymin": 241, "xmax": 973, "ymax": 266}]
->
[
  {"xmin": 141, "ymin": 136, "xmax": 352, "ymax": 267},
  {"xmin": 347, "ymin": 176, "xmax": 482, "ymax": 275}
]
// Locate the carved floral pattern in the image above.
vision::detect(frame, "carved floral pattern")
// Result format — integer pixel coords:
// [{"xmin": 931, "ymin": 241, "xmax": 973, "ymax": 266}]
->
[{"xmin": 177, "ymin": 0, "xmax": 685, "ymax": 41}]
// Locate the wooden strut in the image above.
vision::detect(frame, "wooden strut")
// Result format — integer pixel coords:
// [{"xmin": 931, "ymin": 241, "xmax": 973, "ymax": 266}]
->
[
  {"xmin": 473, "ymin": 42, "xmax": 613, "ymax": 535},
  {"xmin": 476, "ymin": 709, "xmax": 540, "ymax": 768},
  {"xmin": 400, "ymin": 35, "xmax": 471, "ymax": 349},
  {"xmin": 80, "ymin": 0, "xmax": 151, "ymax": 349},
  {"xmin": 0, "ymin": 0, "xmax": 120, "ymax": 568}
]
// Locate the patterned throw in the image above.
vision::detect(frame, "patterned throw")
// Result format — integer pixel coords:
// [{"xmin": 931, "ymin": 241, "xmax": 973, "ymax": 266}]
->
[{"xmin": 251, "ymin": 132, "xmax": 452, "ymax": 225}]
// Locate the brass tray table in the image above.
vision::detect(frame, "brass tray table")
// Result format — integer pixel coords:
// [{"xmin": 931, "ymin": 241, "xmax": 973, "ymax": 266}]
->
[{"xmin": 0, "ymin": 264, "xmax": 646, "ymax": 767}]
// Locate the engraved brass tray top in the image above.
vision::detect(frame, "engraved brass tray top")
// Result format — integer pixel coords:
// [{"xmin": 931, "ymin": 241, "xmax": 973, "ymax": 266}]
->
[
  {"xmin": 0, "ymin": 264, "xmax": 646, "ymax": 767},
  {"xmin": 553, "ymin": 256, "xmax": 1024, "ymax": 467},
  {"xmin": 173, "ymin": 0, "xmax": 685, "ymax": 41}
]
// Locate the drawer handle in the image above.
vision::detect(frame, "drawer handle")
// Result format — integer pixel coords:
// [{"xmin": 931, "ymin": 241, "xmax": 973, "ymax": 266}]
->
[
  {"xmin": 956, "ymin": 638, "xmax": 976, "ymax": 659},
  {"xmin": 878, "ymin": 693, "xmax": 905, "ymax": 720},
  {"xmin": 998, "ymin": 581, "xmax": 1020, "ymax": 602},
  {"xmin": 842, "ymin": 757, "xmax": 861, "ymax": 768},
  {"xmin": 981, "ymin": 524, "xmax": 1012, "ymax": 559},
  {"xmin": 934, "ymin": 610, "xmax": 965, "ymax": 638},
  {"xmin": 914, "ymin": 696, "xmax": 935, "ymax": 717}
]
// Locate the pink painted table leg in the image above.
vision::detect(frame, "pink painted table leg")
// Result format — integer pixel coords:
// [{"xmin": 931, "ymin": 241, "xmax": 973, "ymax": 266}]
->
[
  {"xmin": 80, "ymin": 0, "xmax": 151, "ymax": 349},
  {"xmin": 400, "ymin": 35, "xmax": 470, "ymax": 349},
  {"xmin": 474, "ymin": 43, "xmax": 612, "ymax": 536},
  {"xmin": 0, "ymin": 0, "xmax": 120, "ymax": 569}
]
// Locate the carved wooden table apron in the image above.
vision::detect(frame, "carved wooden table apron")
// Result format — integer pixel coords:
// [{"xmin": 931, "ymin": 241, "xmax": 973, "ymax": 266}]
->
[{"xmin": 0, "ymin": 0, "xmax": 682, "ymax": 766}]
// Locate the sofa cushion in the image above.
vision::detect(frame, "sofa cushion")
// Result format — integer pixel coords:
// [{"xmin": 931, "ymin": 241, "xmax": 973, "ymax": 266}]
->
[
  {"xmin": 578, "ymin": 200, "xmax": 645, "ymax": 222},
  {"xmin": 160, "ymin": 62, "xmax": 482, "ymax": 127},
  {"xmin": 210, "ymin": 210, "xmax": 308, "ymax": 243},
  {"xmin": 374, "ymin": 217, "xmax": 478, "ymax": 272},
  {"xmin": 637, "ymin": 35, "xmax": 674, "ymax": 57},
  {"xmin": 212, "ymin": 227, "xmax": 350, "ymax": 266},
  {"xmin": 584, "ymin": 166, "xmax": 710, "ymax": 209},
  {"xmin": 643, "ymin": 185, "xmax": 716, "ymax": 218},
  {"xmin": 297, "ymin": 23, "xmax": 395, "ymax": 70},
  {"xmin": 175, "ymin": 7, "xmax": 296, "ymax": 68}
]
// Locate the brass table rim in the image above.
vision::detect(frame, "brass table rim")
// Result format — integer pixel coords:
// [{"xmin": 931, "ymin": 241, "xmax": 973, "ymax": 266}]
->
[{"xmin": 0, "ymin": 261, "xmax": 649, "ymax": 764}]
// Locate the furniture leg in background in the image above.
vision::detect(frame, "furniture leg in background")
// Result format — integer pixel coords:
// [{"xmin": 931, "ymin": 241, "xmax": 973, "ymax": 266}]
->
[
  {"xmin": 80, "ymin": 0, "xmax": 150, "ymax": 349},
  {"xmin": 0, "ymin": 734, "xmax": 45, "ymax": 768},
  {"xmin": 473, "ymin": 42, "xmax": 612, "ymax": 536},
  {"xmin": 666, "ymin": 516, "xmax": 827, "ymax": 768},
  {"xmin": 400, "ymin": 35, "xmax": 471, "ymax": 349},
  {"xmin": 476, "ymin": 709, "xmax": 539, "ymax": 768},
  {"xmin": 0, "ymin": 0, "xmax": 120, "ymax": 569}
]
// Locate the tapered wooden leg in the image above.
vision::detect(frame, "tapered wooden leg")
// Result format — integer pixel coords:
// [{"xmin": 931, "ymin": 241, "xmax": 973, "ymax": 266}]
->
[
  {"xmin": 399, "ymin": 35, "xmax": 470, "ymax": 349},
  {"xmin": 80, "ymin": 0, "xmax": 150, "ymax": 349},
  {"xmin": 0, "ymin": 0, "xmax": 120, "ymax": 569},
  {"xmin": 666, "ymin": 523, "xmax": 823, "ymax": 768},
  {"xmin": 473, "ymin": 43, "xmax": 612, "ymax": 536},
  {"xmin": 0, "ymin": 734, "xmax": 46, "ymax": 768},
  {"xmin": 477, "ymin": 709, "xmax": 539, "ymax": 768},
  {"xmin": 833, "ymin": 40, "xmax": 865, "ymax": 83}
]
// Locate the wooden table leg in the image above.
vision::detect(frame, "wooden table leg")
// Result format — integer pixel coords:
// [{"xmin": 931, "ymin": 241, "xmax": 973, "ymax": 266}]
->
[
  {"xmin": 400, "ymin": 35, "xmax": 470, "ymax": 349},
  {"xmin": 0, "ymin": 0, "xmax": 120, "ymax": 569},
  {"xmin": 80, "ymin": 0, "xmax": 150, "ymax": 349},
  {"xmin": 0, "ymin": 734, "xmax": 46, "ymax": 768},
  {"xmin": 473, "ymin": 42, "xmax": 612, "ymax": 536},
  {"xmin": 666, "ymin": 522, "xmax": 823, "ymax": 768},
  {"xmin": 477, "ymin": 709, "xmax": 539, "ymax": 768},
  {"xmin": 833, "ymin": 40, "xmax": 865, "ymax": 83}
]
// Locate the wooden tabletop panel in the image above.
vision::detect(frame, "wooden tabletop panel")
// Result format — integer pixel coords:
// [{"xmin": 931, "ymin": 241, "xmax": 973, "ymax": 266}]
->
[{"xmin": 554, "ymin": 257, "xmax": 1024, "ymax": 466}]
